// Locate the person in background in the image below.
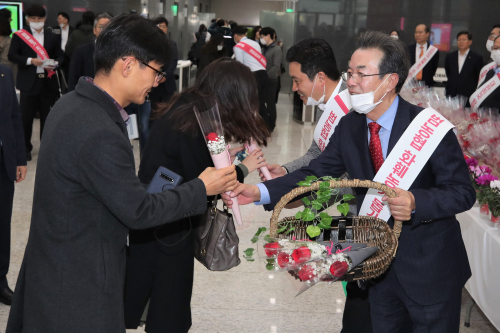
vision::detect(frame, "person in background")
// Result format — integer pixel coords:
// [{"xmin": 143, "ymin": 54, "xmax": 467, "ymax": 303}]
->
[
  {"xmin": 124, "ymin": 58, "xmax": 270, "ymax": 333},
  {"xmin": 197, "ymin": 33, "xmax": 225, "ymax": 77},
  {"xmin": 408, "ymin": 24, "xmax": 439, "ymax": 87},
  {"xmin": 193, "ymin": 24, "xmax": 207, "ymax": 66},
  {"xmin": 475, "ymin": 36, "xmax": 500, "ymax": 109},
  {"xmin": 67, "ymin": 12, "xmax": 112, "ymax": 92},
  {"xmin": 389, "ymin": 30, "xmax": 399, "ymax": 39},
  {"xmin": 0, "ymin": 16, "xmax": 16, "ymax": 81},
  {"xmin": 486, "ymin": 24, "xmax": 500, "ymax": 55},
  {"xmin": 51, "ymin": 12, "xmax": 74, "ymax": 83},
  {"xmin": 233, "ymin": 26, "xmax": 270, "ymax": 129},
  {"xmin": 0, "ymin": 8, "xmax": 12, "ymax": 22},
  {"xmin": 251, "ymin": 25, "xmax": 262, "ymax": 44},
  {"xmin": 208, "ymin": 19, "xmax": 233, "ymax": 57},
  {"xmin": 8, "ymin": 4, "xmax": 64, "ymax": 162},
  {"xmin": 65, "ymin": 11, "xmax": 95, "ymax": 58},
  {"xmin": 0, "ymin": 63, "xmax": 27, "ymax": 307},
  {"xmin": 444, "ymin": 31, "xmax": 483, "ymax": 103},
  {"xmin": 260, "ymin": 27, "xmax": 282, "ymax": 131}
]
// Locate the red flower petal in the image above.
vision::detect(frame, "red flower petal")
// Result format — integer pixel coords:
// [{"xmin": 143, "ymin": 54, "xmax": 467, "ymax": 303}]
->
[
  {"xmin": 206, "ymin": 132, "xmax": 219, "ymax": 142},
  {"xmin": 298, "ymin": 265, "xmax": 316, "ymax": 281},
  {"xmin": 277, "ymin": 252, "xmax": 289, "ymax": 268},
  {"xmin": 292, "ymin": 246, "xmax": 311, "ymax": 263},
  {"xmin": 264, "ymin": 242, "xmax": 281, "ymax": 257},
  {"xmin": 330, "ymin": 261, "xmax": 349, "ymax": 277}
]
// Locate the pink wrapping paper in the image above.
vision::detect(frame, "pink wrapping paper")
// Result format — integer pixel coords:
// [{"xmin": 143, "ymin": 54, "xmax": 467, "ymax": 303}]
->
[{"xmin": 246, "ymin": 139, "xmax": 272, "ymax": 181}]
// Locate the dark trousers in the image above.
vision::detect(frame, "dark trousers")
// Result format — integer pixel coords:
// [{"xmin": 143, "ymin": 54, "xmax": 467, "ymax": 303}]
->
[
  {"xmin": 253, "ymin": 70, "xmax": 270, "ymax": 128},
  {"xmin": 20, "ymin": 77, "xmax": 59, "ymax": 153},
  {"xmin": 266, "ymin": 78, "xmax": 279, "ymax": 131},
  {"xmin": 0, "ymin": 149, "xmax": 14, "ymax": 289},
  {"xmin": 276, "ymin": 76, "xmax": 281, "ymax": 103},
  {"xmin": 369, "ymin": 267, "xmax": 460, "ymax": 333},
  {"xmin": 124, "ymin": 229, "xmax": 194, "ymax": 333},
  {"xmin": 341, "ymin": 282, "xmax": 372, "ymax": 333}
]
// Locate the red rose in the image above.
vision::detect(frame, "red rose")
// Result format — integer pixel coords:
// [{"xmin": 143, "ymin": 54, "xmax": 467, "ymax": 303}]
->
[
  {"xmin": 277, "ymin": 252, "xmax": 290, "ymax": 268},
  {"xmin": 463, "ymin": 141, "xmax": 471, "ymax": 149},
  {"xmin": 467, "ymin": 124, "xmax": 474, "ymax": 131},
  {"xmin": 206, "ymin": 132, "xmax": 219, "ymax": 142},
  {"xmin": 329, "ymin": 261, "xmax": 349, "ymax": 277},
  {"xmin": 298, "ymin": 265, "xmax": 316, "ymax": 281},
  {"xmin": 470, "ymin": 113, "xmax": 478, "ymax": 121},
  {"xmin": 264, "ymin": 242, "xmax": 280, "ymax": 257},
  {"xmin": 292, "ymin": 246, "xmax": 311, "ymax": 263}
]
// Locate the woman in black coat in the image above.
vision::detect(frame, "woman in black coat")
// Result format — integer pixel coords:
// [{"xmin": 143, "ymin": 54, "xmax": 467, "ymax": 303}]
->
[
  {"xmin": 197, "ymin": 33, "xmax": 226, "ymax": 78},
  {"xmin": 124, "ymin": 58, "xmax": 271, "ymax": 333}
]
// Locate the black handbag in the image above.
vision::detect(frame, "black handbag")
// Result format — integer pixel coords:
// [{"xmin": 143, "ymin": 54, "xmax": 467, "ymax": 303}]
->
[{"xmin": 192, "ymin": 198, "xmax": 240, "ymax": 271}]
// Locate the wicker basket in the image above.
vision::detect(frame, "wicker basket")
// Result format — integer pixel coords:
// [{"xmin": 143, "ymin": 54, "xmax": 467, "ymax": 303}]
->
[{"xmin": 269, "ymin": 179, "xmax": 402, "ymax": 282}]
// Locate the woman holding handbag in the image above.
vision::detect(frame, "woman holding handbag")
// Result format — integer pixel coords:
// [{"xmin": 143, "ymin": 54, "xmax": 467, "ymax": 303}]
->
[{"xmin": 124, "ymin": 58, "xmax": 271, "ymax": 333}]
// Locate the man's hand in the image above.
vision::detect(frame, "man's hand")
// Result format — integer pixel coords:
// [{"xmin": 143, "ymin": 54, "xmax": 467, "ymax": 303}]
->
[
  {"xmin": 221, "ymin": 183, "xmax": 261, "ymax": 208},
  {"xmin": 259, "ymin": 163, "xmax": 286, "ymax": 182},
  {"xmin": 16, "ymin": 166, "xmax": 27, "ymax": 183},
  {"xmin": 228, "ymin": 145, "xmax": 245, "ymax": 163},
  {"xmin": 382, "ymin": 188, "xmax": 416, "ymax": 221},
  {"xmin": 198, "ymin": 165, "xmax": 237, "ymax": 196},
  {"xmin": 31, "ymin": 59, "xmax": 43, "ymax": 66}
]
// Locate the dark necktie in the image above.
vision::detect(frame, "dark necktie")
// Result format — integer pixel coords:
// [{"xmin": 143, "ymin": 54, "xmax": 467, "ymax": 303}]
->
[{"xmin": 368, "ymin": 122, "xmax": 384, "ymax": 173}]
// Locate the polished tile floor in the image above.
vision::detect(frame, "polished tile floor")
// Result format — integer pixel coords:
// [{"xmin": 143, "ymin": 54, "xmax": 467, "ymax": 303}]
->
[{"xmin": 0, "ymin": 93, "xmax": 497, "ymax": 333}]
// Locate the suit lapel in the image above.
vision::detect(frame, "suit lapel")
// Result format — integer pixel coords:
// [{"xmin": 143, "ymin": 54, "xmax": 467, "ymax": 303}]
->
[
  {"xmin": 388, "ymin": 98, "xmax": 412, "ymax": 157},
  {"xmin": 352, "ymin": 113, "xmax": 375, "ymax": 180}
]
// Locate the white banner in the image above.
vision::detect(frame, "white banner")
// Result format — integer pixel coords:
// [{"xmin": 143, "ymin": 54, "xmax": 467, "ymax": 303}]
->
[
  {"xmin": 406, "ymin": 45, "xmax": 439, "ymax": 82},
  {"xmin": 469, "ymin": 71, "xmax": 500, "ymax": 112},
  {"xmin": 313, "ymin": 89, "xmax": 351, "ymax": 151},
  {"xmin": 358, "ymin": 108, "xmax": 454, "ymax": 221},
  {"xmin": 477, "ymin": 61, "xmax": 496, "ymax": 88}
]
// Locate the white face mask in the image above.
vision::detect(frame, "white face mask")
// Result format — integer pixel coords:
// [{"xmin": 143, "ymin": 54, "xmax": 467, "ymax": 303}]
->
[
  {"xmin": 217, "ymin": 45, "xmax": 224, "ymax": 51},
  {"xmin": 30, "ymin": 21, "xmax": 44, "ymax": 31},
  {"xmin": 349, "ymin": 74, "xmax": 391, "ymax": 114},
  {"xmin": 390, "ymin": 35, "xmax": 399, "ymax": 40},
  {"xmin": 306, "ymin": 75, "xmax": 326, "ymax": 109},
  {"xmin": 487, "ymin": 39, "xmax": 494, "ymax": 52},
  {"xmin": 260, "ymin": 38, "xmax": 267, "ymax": 45},
  {"xmin": 491, "ymin": 50, "xmax": 500, "ymax": 65}
]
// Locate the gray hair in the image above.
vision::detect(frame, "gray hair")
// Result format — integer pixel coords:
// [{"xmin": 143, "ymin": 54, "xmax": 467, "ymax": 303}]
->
[
  {"xmin": 356, "ymin": 30, "xmax": 411, "ymax": 93},
  {"xmin": 94, "ymin": 12, "xmax": 113, "ymax": 28}
]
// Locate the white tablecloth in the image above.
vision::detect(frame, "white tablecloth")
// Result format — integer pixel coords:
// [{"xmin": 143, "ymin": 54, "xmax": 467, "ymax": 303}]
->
[{"xmin": 457, "ymin": 207, "xmax": 500, "ymax": 331}]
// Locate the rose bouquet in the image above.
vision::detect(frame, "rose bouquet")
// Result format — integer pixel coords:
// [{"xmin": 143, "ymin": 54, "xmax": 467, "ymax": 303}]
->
[{"xmin": 194, "ymin": 103, "xmax": 242, "ymax": 225}]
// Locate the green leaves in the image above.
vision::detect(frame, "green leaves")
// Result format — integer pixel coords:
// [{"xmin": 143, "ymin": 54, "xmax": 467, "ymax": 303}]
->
[
  {"xmin": 251, "ymin": 227, "xmax": 268, "ymax": 243},
  {"xmin": 305, "ymin": 175, "xmax": 318, "ymax": 182},
  {"xmin": 343, "ymin": 194, "xmax": 355, "ymax": 201},
  {"xmin": 277, "ymin": 225, "xmax": 287, "ymax": 234},
  {"xmin": 295, "ymin": 212, "xmax": 302, "ymax": 219},
  {"xmin": 337, "ymin": 202, "xmax": 350, "ymax": 217},
  {"xmin": 306, "ymin": 225, "xmax": 321, "ymax": 238},
  {"xmin": 311, "ymin": 200, "xmax": 323, "ymax": 210},
  {"xmin": 297, "ymin": 181, "xmax": 311, "ymax": 187},
  {"xmin": 302, "ymin": 197, "xmax": 310, "ymax": 206},
  {"xmin": 243, "ymin": 248, "xmax": 255, "ymax": 261},
  {"xmin": 320, "ymin": 181, "xmax": 331, "ymax": 190},
  {"xmin": 301, "ymin": 208, "xmax": 315, "ymax": 221},
  {"xmin": 286, "ymin": 227, "xmax": 295, "ymax": 234}
]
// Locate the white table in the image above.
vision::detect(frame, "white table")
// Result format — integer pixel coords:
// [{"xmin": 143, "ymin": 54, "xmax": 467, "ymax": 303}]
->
[
  {"xmin": 176, "ymin": 60, "xmax": 192, "ymax": 92},
  {"xmin": 456, "ymin": 207, "xmax": 500, "ymax": 330}
]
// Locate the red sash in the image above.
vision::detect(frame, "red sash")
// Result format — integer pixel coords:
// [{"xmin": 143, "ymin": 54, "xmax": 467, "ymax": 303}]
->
[
  {"xmin": 14, "ymin": 29, "xmax": 56, "ymax": 78},
  {"xmin": 234, "ymin": 41, "xmax": 267, "ymax": 69}
]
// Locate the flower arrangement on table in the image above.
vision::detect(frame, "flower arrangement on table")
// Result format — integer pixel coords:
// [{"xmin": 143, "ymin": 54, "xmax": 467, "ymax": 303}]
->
[{"xmin": 466, "ymin": 157, "xmax": 500, "ymax": 221}]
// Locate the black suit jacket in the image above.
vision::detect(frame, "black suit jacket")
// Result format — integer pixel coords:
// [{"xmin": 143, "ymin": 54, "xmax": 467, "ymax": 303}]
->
[
  {"xmin": 67, "ymin": 40, "xmax": 95, "ymax": 91},
  {"xmin": 7, "ymin": 27, "xmax": 64, "ymax": 92},
  {"xmin": 477, "ymin": 69, "xmax": 500, "ymax": 109},
  {"xmin": 409, "ymin": 42, "xmax": 439, "ymax": 86},
  {"xmin": 6, "ymin": 78, "xmax": 208, "ymax": 333},
  {"xmin": 445, "ymin": 50, "xmax": 483, "ymax": 99},
  {"xmin": 149, "ymin": 40, "xmax": 178, "ymax": 106},
  {"xmin": 0, "ymin": 64, "xmax": 26, "ymax": 181},
  {"xmin": 50, "ymin": 25, "xmax": 75, "ymax": 37},
  {"xmin": 262, "ymin": 97, "xmax": 474, "ymax": 305}
]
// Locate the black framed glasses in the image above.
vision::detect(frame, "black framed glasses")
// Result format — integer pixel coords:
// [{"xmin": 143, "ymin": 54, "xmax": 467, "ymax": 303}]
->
[
  {"xmin": 341, "ymin": 71, "xmax": 387, "ymax": 84},
  {"xmin": 139, "ymin": 60, "xmax": 166, "ymax": 83}
]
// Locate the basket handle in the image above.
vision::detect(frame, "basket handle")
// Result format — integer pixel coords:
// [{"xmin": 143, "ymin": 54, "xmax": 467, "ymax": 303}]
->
[{"xmin": 269, "ymin": 179, "xmax": 402, "ymax": 238}]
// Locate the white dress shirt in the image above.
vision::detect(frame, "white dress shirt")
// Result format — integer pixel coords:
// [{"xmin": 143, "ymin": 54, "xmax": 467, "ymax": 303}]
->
[
  {"xmin": 234, "ymin": 37, "xmax": 266, "ymax": 72},
  {"xmin": 458, "ymin": 49, "xmax": 470, "ymax": 74},
  {"xmin": 416, "ymin": 42, "xmax": 428, "ymax": 62},
  {"xmin": 26, "ymin": 28, "xmax": 45, "ymax": 74},
  {"xmin": 60, "ymin": 25, "xmax": 69, "ymax": 51}
]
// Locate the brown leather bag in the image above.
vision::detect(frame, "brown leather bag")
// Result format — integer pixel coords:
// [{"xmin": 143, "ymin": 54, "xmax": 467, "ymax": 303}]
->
[{"xmin": 192, "ymin": 199, "xmax": 240, "ymax": 271}]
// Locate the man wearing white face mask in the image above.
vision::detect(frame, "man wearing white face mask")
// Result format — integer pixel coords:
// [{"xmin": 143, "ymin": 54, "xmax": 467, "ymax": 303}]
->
[
  {"xmin": 233, "ymin": 25, "xmax": 270, "ymax": 128},
  {"xmin": 478, "ymin": 24, "xmax": 500, "ymax": 88},
  {"xmin": 224, "ymin": 31, "xmax": 474, "ymax": 333},
  {"xmin": 471, "ymin": 36, "xmax": 500, "ymax": 110}
]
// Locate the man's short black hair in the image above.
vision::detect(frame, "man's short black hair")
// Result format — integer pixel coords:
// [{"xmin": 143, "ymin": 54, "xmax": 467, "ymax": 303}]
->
[
  {"xmin": 416, "ymin": 23, "xmax": 429, "ymax": 33},
  {"xmin": 233, "ymin": 26, "xmax": 247, "ymax": 36},
  {"xmin": 229, "ymin": 20, "xmax": 237, "ymax": 30},
  {"xmin": 493, "ymin": 24, "xmax": 500, "ymax": 29},
  {"xmin": 154, "ymin": 17, "xmax": 168, "ymax": 26},
  {"xmin": 260, "ymin": 27, "xmax": 275, "ymax": 38},
  {"xmin": 286, "ymin": 38, "xmax": 340, "ymax": 82},
  {"xmin": 82, "ymin": 11, "xmax": 95, "ymax": 25},
  {"xmin": 58, "ymin": 12, "xmax": 70, "ymax": 22},
  {"xmin": 356, "ymin": 31, "xmax": 411, "ymax": 93},
  {"xmin": 0, "ymin": 8, "xmax": 12, "ymax": 19},
  {"xmin": 457, "ymin": 31, "xmax": 472, "ymax": 40},
  {"xmin": 216, "ymin": 19, "xmax": 225, "ymax": 27},
  {"xmin": 94, "ymin": 14, "xmax": 171, "ymax": 76},
  {"xmin": 25, "ymin": 4, "xmax": 46, "ymax": 18}
]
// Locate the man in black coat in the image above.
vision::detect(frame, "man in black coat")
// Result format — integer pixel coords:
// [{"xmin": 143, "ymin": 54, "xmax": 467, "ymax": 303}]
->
[
  {"xmin": 475, "ymin": 36, "xmax": 500, "ymax": 109},
  {"xmin": 0, "ymin": 64, "xmax": 27, "ymax": 306},
  {"xmin": 225, "ymin": 32, "xmax": 474, "ymax": 332},
  {"xmin": 445, "ymin": 31, "xmax": 483, "ymax": 101},
  {"xmin": 408, "ymin": 24, "xmax": 439, "ymax": 87},
  {"xmin": 7, "ymin": 5, "xmax": 64, "ymax": 161},
  {"xmin": 51, "ymin": 11, "xmax": 74, "ymax": 84},
  {"xmin": 6, "ymin": 15, "xmax": 237, "ymax": 333},
  {"xmin": 67, "ymin": 12, "xmax": 112, "ymax": 91}
]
